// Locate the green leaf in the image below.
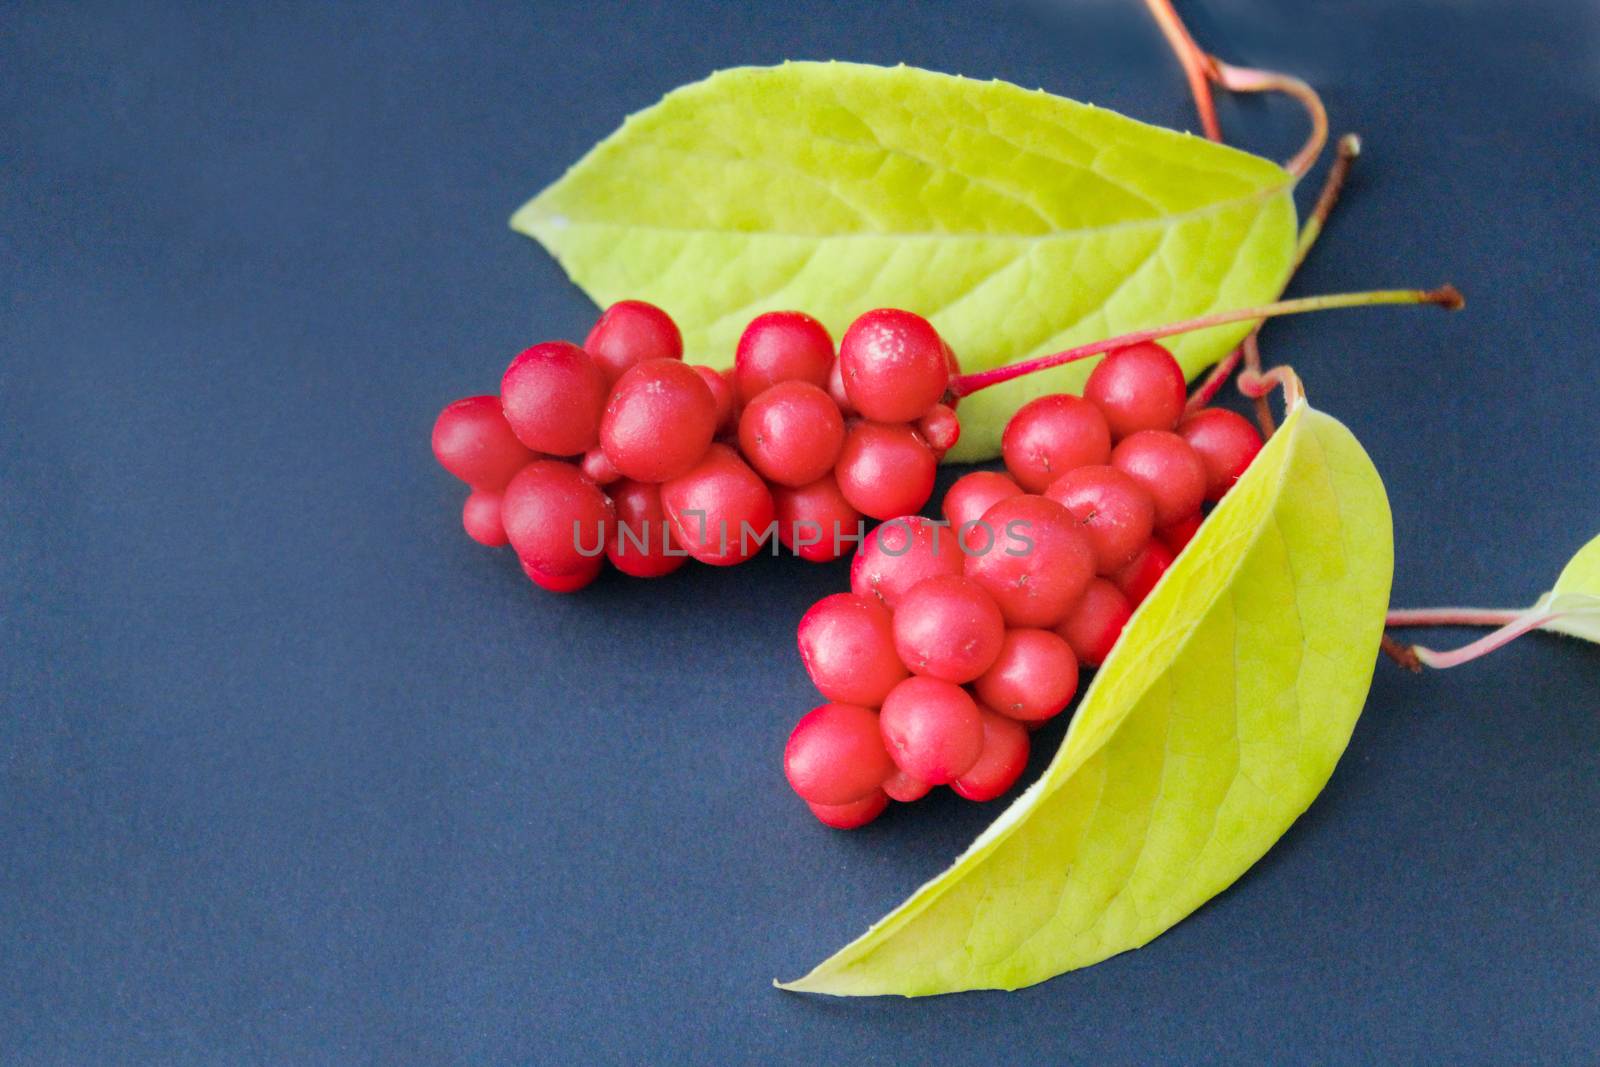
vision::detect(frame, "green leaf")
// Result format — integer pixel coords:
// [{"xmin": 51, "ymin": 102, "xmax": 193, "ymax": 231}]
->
[
  {"xmin": 512, "ymin": 61, "xmax": 1298, "ymax": 460},
  {"xmin": 1535, "ymin": 535, "xmax": 1600, "ymax": 643},
  {"xmin": 778, "ymin": 399, "xmax": 1393, "ymax": 996}
]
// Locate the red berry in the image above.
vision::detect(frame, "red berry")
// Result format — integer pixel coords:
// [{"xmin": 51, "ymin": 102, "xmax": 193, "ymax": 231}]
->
[
  {"xmin": 737, "ymin": 381, "xmax": 845, "ymax": 487},
  {"xmin": 1111, "ymin": 430, "xmax": 1207, "ymax": 527},
  {"xmin": 963, "ymin": 495, "xmax": 1095, "ymax": 628},
  {"xmin": 659, "ymin": 444, "xmax": 775, "ymax": 566},
  {"xmin": 974, "ymin": 629, "xmax": 1079, "ymax": 725},
  {"xmin": 584, "ymin": 300, "xmax": 682, "ymax": 383},
  {"xmin": 878, "ymin": 677, "xmax": 985, "ymax": 786},
  {"xmin": 850, "ymin": 516, "xmax": 962, "ymax": 609},
  {"xmin": 461, "ymin": 489, "xmax": 508, "ymax": 547},
  {"xmin": 951, "ymin": 711, "xmax": 1030, "ymax": 802},
  {"xmin": 785, "ymin": 703, "xmax": 896, "ymax": 805},
  {"xmin": 839, "ymin": 309, "xmax": 949, "ymax": 422},
  {"xmin": 1055, "ymin": 578, "xmax": 1133, "ymax": 667},
  {"xmin": 693, "ymin": 365, "xmax": 738, "ymax": 437},
  {"xmin": 798, "ymin": 593, "xmax": 908, "ymax": 706},
  {"xmin": 892, "ymin": 575, "xmax": 1006, "ymax": 684},
  {"xmin": 734, "ymin": 311, "xmax": 834, "ymax": 403},
  {"xmin": 521, "ymin": 554, "xmax": 603, "ymax": 594},
  {"xmin": 1158, "ymin": 511, "xmax": 1203, "ymax": 555},
  {"xmin": 431, "ymin": 395, "xmax": 535, "ymax": 490},
  {"xmin": 942, "ymin": 470, "xmax": 1023, "ymax": 535},
  {"xmin": 605, "ymin": 478, "xmax": 687, "ymax": 579},
  {"xmin": 1113, "ymin": 539, "xmax": 1175, "ymax": 606},
  {"xmin": 579, "ymin": 446, "xmax": 620, "ymax": 486},
  {"xmin": 1001, "ymin": 395, "xmax": 1112, "ymax": 492},
  {"xmin": 833, "ymin": 421, "xmax": 937, "ymax": 520},
  {"xmin": 600, "ymin": 358, "xmax": 717, "ymax": 483},
  {"xmin": 1083, "ymin": 341, "xmax": 1188, "ymax": 439},
  {"xmin": 807, "ymin": 789, "xmax": 889, "ymax": 830},
  {"xmin": 501, "ymin": 460, "xmax": 613, "ymax": 577},
  {"xmin": 915, "ymin": 404, "xmax": 961, "ymax": 455},
  {"xmin": 1178, "ymin": 407, "xmax": 1264, "ymax": 501},
  {"xmin": 826, "ymin": 358, "xmax": 855, "ymax": 418},
  {"xmin": 1044, "ymin": 464, "xmax": 1157, "ymax": 575},
  {"xmin": 773, "ymin": 476, "xmax": 863, "ymax": 563},
  {"xmin": 501, "ymin": 341, "xmax": 609, "ymax": 456},
  {"xmin": 881, "ymin": 769, "xmax": 932, "ymax": 803}
]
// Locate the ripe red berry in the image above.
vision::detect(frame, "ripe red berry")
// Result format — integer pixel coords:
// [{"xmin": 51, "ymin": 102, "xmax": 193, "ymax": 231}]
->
[
  {"xmin": 734, "ymin": 311, "xmax": 834, "ymax": 403},
  {"xmin": 942, "ymin": 470, "xmax": 1023, "ymax": 535},
  {"xmin": 881, "ymin": 769, "xmax": 931, "ymax": 803},
  {"xmin": 826, "ymin": 358, "xmax": 854, "ymax": 417},
  {"xmin": 807, "ymin": 789, "xmax": 889, "ymax": 830},
  {"xmin": 1113, "ymin": 539, "xmax": 1175, "ymax": 606},
  {"xmin": 1083, "ymin": 341, "xmax": 1188, "ymax": 439},
  {"xmin": 1000, "ymin": 394, "xmax": 1112, "ymax": 492},
  {"xmin": 1044, "ymin": 464, "xmax": 1157, "ymax": 574},
  {"xmin": 951, "ymin": 711, "xmax": 1031, "ymax": 802},
  {"xmin": 501, "ymin": 341, "xmax": 609, "ymax": 456},
  {"xmin": 606, "ymin": 478, "xmax": 687, "ymax": 579},
  {"xmin": 461, "ymin": 489, "xmax": 508, "ymax": 547},
  {"xmin": 579, "ymin": 446, "xmax": 621, "ymax": 486},
  {"xmin": 737, "ymin": 381, "xmax": 845, "ymax": 487},
  {"xmin": 784, "ymin": 703, "xmax": 896, "ymax": 806},
  {"xmin": 659, "ymin": 444, "xmax": 775, "ymax": 566},
  {"xmin": 1178, "ymin": 407, "xmax": 1264, "ymax": 501},
  {"xmin": 520, "ymin": 554, "xmax": 604, "ymax": 594},
  {"xmin": 915, "ymin": 404, "xmax": 961, "ymax": 455},
  {"xmin": 1055, "ymin": 578, "xmax": 1133, "ymax": 667},
  {"xmin": 833, "ymin": 421, "xmax": 937, "ymax": 520},
  {"xmin": 892, "ymin": 575, "xmax": 1006, "ymax": 684},
  {"xmin": 963, "ymin": 495, "xmax": 1095, "ymax": 628},
  {"xmin": 693, "ymin": 365, "xmax": 738, "ymax": 437},
  {"xmin": 501, "ymin": 460, "xmax": 613, "ymax": 577},
  {"xmin": 431, "ymin": 395, "xmax": 536, "ymax": 490},
  {"xmin": 797, "ymin": 593, "xmax": 909, "ymax": 707},
  {"xmin": 773, "ymin": 476, "xmax": 863, "ymax": 563},
  {"xmin": 600, "ymin": 358, "xmax": 718, "ymax": 483},
  {"xmin": 1111, "ymin": 430, "xmax": 1207, "ymax": 527},
  {"xmin": 1158, "ymin": 511, "xmax": 1203, "ymax": 555},
  {"xmin": 879, "ymin": 677, "xmax": 985, "ymax": 786},
  {"xmin": 850, "ymin": 516, "xmax": 962, "ymax": 609},
  {"xmin": 838, "ymin": 309, "xmax": 949, "ymax": 422},
  {"xmin": 973, "ymin": 629, "xmax": 1079, "ymax": 725},
  {"xmin": 584, "ymin": 300, "xmax": 682, "ymax": 383}
]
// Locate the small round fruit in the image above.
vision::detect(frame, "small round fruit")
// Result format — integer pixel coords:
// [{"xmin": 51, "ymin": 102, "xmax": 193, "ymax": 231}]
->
[
  {"xmin": 580, "ymin": 446, "xmax": 620, "ymax": 485},
  {"xmin": 839, "ymin": 308, "xmax": 949, "ymax": 422},
  {"xmin": 659, "ymin": 444, "xmax": 776, "ymax": 566},
  {"xmin": 1083, "ymin": 341, "xmax": 1187, "ymax": 438},
  {"xmin": 826, "ymin": 358, "xmax": 855, "ymax": 418},
  {"xmin": 834, "ymin": 421, "xmax": 937, "ymax": 520},
  {"xmin": 737, "ymin": 381, "xmax": 845, "ymax": 487},
  {"xmin": 798, "ymin": 592, "xmax": 908, "ymax": 707},
  {"xmin": 431, "ymin": 395, "xmax": 535, "ymax": 490},
  {"xmin": 963, "ymin": 495, "xmax": 1095, "ymax": 628},
  {"xmin": 1111, "ymin": 430, "xmax": 1207, "ymax": 527},
  {"xmin": 1178, "ymin": 407, "xmax": 1264, "ymax": 501},
  {"xmin": 461, "ymin": 490, "xmax": 508, "ymax": 547},
  {"xmin": 951, "ymin": 712, "xmax": 1031, "ymax": 802},
  {"xmin": 773, "ymin": 476, "xmax": 863, "ymax": 563},
  {"xmin": 501, "ymin": 460, "xmax": 613, "ymax": 577},
  {"xmin": 850, "ymin": 516, "xmax": 962, "ymax": 608},
  {"xmin": 942, "ymin": 470, "xmax": 1024, "ymax": 536},
  {"xmin": 916, "ymin": 404, "xmax": 961, "ymax": 455},
  {"xmin": 693, "ymin": 365, "xmax": 738, "ymax": 437},
  {"xmin": 881, "ymin": 769, "xmax": 932, "ymax": 803},
  {"xmin": 734, "ymin": 311, "xmax": 834, "ymax": 403},
  {"xmin": 1056, "ymin": 578, "xmax": 1133, "ymax": 666},
  {"xmin": 500, "ymin": 341, "xmax": 609, "ymax": 456},
  {"xmin": 1001, "ymin": 394, "xmax": 1112, "ymax": 492},
  {"xmin": 878, "ymin": 677, "xmax": 985, "ymax": 786},
  {"xmin": 784, "ymin": 703, "xmax": 896, "ymax": 806},
  {"xmin": 606, "ymin": 478, "xmax": 687, "ymax": 579},
  {"xmin": 1113, "ymin": 539, "xmax": 1175, "ymax": 606},
  {"xmin": 974, "ymin": 629, "xmax": 1079, "ymax": 724},
  {"xmin": 600, "ymin": 358, "xmax": 718, "ymax": 483},
  {"xmin": 807, "ymin": 790, "xmax": 889, "ymax": 830},
  {"xmin": 1044, "ymin": 464, "xmax": 1156, "ymax": 575},
  {"xmin": 584, "ymin": 300, "xmax": 682, "ymax": 382},
  {"xmin": 892, "ymin": 576, "xmax": 1006, "ymax": 683},
  {"xmin": 1158, "ymin": 511, "xmax": 1203, "ymax": 555},
  {"xmin": 521, "ymin": 555, "xmax": 603, "ymax": 594}
]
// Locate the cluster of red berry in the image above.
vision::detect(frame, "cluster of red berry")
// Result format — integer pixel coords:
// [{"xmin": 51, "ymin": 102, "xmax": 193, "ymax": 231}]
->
[
  {"xmin": 430, "ymin": 301, "xmax": 959, "ymax": 590},
  {"xmin": 782, "ymin": 342, "xmax": 1265, "ymax": 828}
]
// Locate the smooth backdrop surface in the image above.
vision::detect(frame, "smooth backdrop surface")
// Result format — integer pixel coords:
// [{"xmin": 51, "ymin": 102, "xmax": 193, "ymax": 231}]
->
[{"xmin": 3, "ymin": 1, "xmax": 1598, "ymax": 1063}]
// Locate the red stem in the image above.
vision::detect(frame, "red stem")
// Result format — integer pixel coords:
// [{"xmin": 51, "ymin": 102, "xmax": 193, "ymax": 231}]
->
[
  {"xmin": 1142, "ymin": 0, "xmax": 1222, "ymax": 140},
  {"xmin": 1386, "ymin": 608, "xmax": 1523, "ymax": 628}
]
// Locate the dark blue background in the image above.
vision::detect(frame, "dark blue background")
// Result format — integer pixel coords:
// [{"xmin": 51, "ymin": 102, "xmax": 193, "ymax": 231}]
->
[{"xmin": 4, "ymin": 2, "xmax": 1598, "ymax": 1062}]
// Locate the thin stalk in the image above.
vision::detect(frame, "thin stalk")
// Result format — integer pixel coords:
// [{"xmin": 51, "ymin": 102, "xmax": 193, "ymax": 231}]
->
[
  {"xmin": 1409, "ymin": 611, "xmax": 1566, "ymax": 670},
  {"xmin": 948, "ymin": 286, "xmax": 1463, "ymax": 399},
  {"xmin": 1211, "ymin": 60, "xmax": 1328, "ymax": 178},
  {"xmin": 1386, "ymin": 608, "xmax": 1523, "ymax": 628},
  {"xmin": 1141, "ymin": 0, "xmax": 1222, "ymax": 140}
]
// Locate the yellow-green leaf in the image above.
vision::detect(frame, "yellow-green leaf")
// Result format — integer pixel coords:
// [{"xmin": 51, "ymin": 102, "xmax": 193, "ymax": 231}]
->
[
  {"xmin": 778, "ymin": 399, "xmax": 1392, "ymax": 996},
  {"xmin": 1535, "ymin": 535, "xmax": 1600, "ymax": 643},
  {"xmin": 513, "ymin": 61, "xmax": 1298, "ymax": 460}
]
